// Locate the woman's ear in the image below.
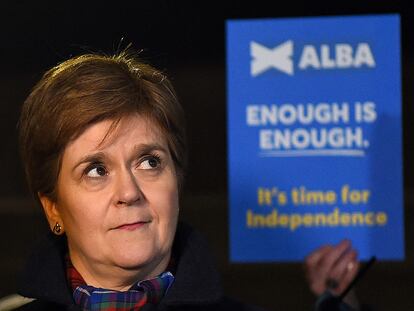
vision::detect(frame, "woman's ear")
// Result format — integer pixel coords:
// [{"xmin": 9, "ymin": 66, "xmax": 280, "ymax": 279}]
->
[{"xmin": 38, "ymin": 193, "xmax": 64, "ymax": 235}]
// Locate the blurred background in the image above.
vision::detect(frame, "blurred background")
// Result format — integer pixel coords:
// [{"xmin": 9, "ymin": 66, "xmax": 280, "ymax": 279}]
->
[{"xmin": 0, "ymin": 1, "xmax": 412, "ymax": 310}]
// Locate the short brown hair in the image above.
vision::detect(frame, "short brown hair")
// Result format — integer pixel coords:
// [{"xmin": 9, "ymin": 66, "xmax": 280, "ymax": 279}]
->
[{"xmin": 19, "ymin": 51, "xmax": 187, "ymax": 202}]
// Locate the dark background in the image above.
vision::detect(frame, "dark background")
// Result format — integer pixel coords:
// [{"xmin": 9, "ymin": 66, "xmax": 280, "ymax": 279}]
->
[{"xmin": 0, "ymin": 1, "xmax": 412, "ymax": 310}]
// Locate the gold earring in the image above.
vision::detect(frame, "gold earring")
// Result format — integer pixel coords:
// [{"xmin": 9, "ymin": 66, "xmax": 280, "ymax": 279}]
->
[{"xmin": 53, "ymin": 222, "xmax": 62, "ymax": 234}]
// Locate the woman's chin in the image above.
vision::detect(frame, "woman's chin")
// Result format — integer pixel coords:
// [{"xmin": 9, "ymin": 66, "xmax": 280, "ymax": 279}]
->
[{"xmin": 111, "ymin": 247, "xmax": 168, "ymax": 273}]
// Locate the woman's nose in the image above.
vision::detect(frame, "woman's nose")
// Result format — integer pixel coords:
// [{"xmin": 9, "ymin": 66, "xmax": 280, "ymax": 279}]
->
[{"xmin": 114, "ymin": 169, "xmax": 143, "ymax": 206}]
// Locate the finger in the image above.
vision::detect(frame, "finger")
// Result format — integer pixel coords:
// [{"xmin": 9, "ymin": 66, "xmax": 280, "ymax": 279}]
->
[
  {"xmin": 304, "ymin": 245, "xmax": 334, "ymax": 295},
  {"xmin": 318, "ymin": 240, "xmax": 351, "ymax": 278},
  {"xmin": 327, "ymin": 250, "xmax": 358, "ymax": 295},
  {"xmin": 305, "ymin": 245, "xmax": 332, "ymax": 269},
  {"xmin": 329, "ymin": 249, "xmax": 357, "ymax": 282},
  {"xmin": 304, "ymin": 245, "xmax": 333, "ymax": 283},
  {"xmin": 337, "ymin": 260, "xmax": 360, "ymax": 295}
]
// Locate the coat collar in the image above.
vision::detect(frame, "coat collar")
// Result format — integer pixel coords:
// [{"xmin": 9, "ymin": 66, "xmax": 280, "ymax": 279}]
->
[
  {"xmin": 17, "ymin": 232, "xmax": 75, "ymax": 306},
  {"xmin": 161, "ymin": 222, "xmax": 223, "ymax": 306}
]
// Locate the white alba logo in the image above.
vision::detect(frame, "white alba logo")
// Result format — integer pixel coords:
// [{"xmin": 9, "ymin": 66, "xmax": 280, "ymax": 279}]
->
[
  {"xmin": 250, "ymin": 40, "xmax": 375, "ymax": 76},
  {"xmin": 250, "ymin": 41, "xmax": 294, "ymax": 76}
]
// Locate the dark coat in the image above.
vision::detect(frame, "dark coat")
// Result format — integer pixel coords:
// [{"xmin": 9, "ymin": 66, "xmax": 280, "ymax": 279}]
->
[{"xmin": 15, "ymin": 223, "xmax": 266, "ymax": 311}]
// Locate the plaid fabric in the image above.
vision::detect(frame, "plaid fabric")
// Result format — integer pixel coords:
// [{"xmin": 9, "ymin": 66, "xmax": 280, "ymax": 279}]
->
[{"xmin": 66, "ymin": 256, "xmax": 174, "ymax": 311}]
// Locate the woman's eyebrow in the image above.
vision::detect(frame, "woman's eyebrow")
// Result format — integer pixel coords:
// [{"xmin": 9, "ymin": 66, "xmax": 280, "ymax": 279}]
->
[
  {"xmin": 72, "ymin": 152, "xmax": 106, "ymax": 173},
  {"xmin": 133, "ymin": 143, "xmax": 168, "ymax": 155}
]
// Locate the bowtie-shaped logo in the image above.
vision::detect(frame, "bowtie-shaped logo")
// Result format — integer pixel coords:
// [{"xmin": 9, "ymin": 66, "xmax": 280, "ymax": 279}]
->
[{"xmin": 250, "ymin": 40, "xmax": 294, "ymax": 76}]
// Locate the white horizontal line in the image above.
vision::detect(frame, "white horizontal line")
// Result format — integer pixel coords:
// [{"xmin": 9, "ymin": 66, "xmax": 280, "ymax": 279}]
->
[{"xmin": 259, "ymin": 149, "xmax": 365, "ymax": 157}]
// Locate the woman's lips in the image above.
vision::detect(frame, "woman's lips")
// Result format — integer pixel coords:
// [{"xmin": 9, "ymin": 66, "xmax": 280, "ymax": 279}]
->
[{"xmin": 115, "ymin": 221, "xmax": 149, "ymax": 231}]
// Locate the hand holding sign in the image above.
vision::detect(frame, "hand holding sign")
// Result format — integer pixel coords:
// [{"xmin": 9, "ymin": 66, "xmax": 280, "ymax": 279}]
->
[{"xmin": 304, "ymin": 240, "xmax": 359, "ymax": 298}]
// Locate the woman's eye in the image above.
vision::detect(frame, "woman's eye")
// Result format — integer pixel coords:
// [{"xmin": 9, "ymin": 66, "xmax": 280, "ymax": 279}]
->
[
  {"xmin": 86, "ymin": 165, "xmax": 108, "ymax": 178},
  {"xmin": 139, "ymin": 156, "xmax": 161, "ymax": 170}
]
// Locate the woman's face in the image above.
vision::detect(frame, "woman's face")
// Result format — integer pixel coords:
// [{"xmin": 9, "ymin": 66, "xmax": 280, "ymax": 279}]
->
[{"xmin": 44, "ymin": 114, "xmax": 179, "ymax": 281}]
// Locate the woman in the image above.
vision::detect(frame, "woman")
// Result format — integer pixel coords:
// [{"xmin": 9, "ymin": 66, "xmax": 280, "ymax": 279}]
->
[
  {"xmin": 14, "ymin": 51, "xmax": 266, "ymax": 311},
  {"xmin": 13, "ymin": 51, "xmax": 359, "ymax": 311}
]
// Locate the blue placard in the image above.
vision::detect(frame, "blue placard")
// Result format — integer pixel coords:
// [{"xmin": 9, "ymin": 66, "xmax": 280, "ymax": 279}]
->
[{"xmin": 227, "ymin": 15, "xmax": 403, "ymax": 262}]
